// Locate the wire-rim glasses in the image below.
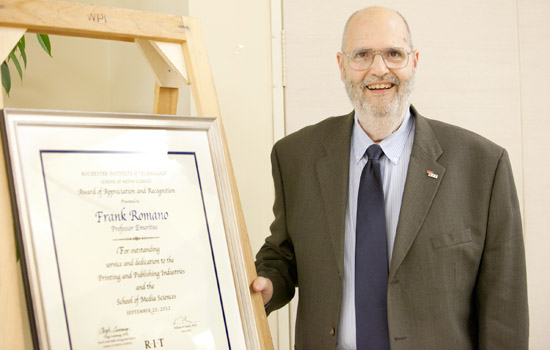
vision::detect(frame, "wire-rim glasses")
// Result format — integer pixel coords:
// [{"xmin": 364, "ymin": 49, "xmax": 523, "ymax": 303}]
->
[{"xmin": 342, "ymin": 47, "xmax": 412, "ymax": 70}]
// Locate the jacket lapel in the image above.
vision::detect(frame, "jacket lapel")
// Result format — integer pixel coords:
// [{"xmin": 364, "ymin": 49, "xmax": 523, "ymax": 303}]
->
[
  {"xmin": 389, "ymin": 109, "xmax": 445, "ymax": 280},
  {"xmin": 316, "ymin": 112, "xmax": 354, "ymax": 275}
]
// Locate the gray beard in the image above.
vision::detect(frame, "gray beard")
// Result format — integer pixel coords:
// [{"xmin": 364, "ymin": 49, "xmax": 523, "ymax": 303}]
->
[{"xmin": 344, "ymin": 68, "xmax": 415, "ymax": 139}]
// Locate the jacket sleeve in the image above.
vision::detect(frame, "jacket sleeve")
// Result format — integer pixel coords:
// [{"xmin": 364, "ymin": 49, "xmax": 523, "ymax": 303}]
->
[
  {"xmin": 254, "ymin": 144, "xmax": 298, "ymax": 315},
  {"xmin": 476, "ymin": 149, "xmax": 529, "ymax": 349}
]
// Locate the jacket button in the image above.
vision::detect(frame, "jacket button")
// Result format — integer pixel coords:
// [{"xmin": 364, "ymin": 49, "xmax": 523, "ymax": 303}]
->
[{"xmin": 329, "ymin": 328, "xmax": 336, "ymax": 336}]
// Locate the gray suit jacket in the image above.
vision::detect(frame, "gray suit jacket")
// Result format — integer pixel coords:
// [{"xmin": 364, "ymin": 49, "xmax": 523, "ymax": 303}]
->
[{"xmin": 255, "ymin": 107, "xmax": 528, "ymax": 349}]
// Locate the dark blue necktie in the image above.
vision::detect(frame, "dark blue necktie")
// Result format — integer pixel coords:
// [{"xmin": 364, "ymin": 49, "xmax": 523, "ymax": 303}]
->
[{"xmin": 355, "ymin": 144, "xmax": 389, "ymax": 350}]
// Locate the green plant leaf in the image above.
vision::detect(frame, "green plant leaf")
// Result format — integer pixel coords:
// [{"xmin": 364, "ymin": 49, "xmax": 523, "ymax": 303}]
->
[
  {"xmin": 2, "ymin": 34, "xmax": 51, "ymax": 97},
  {"xmin": 17, "ymin": 39, "xmax": 27, "ymax": 68},
  {"xmin": 9, "ymin": 51, "xmax": 23, "ymax": 80},
  {"xmin": 36, "ymin": 34, "xmax": 52, "ymax": 57},
  {"xmin": 1, "ymin": 61, "xmax": 11, "ymax": 95}
]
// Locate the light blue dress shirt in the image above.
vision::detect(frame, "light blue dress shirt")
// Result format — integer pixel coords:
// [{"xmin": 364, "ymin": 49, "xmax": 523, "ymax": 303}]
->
[{"xmin": 336, "ymin": 109, "xmax": 416, "ymax": 350}]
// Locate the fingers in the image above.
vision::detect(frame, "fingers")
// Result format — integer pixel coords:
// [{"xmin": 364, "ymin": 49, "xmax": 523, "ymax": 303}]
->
[
  {"xmin": 252, "ymin": 276, "xmax": 268, "ymax": 292},
  {"xmin": 252, "ymin": 276, "xmax": 273, "ymax": 306}
]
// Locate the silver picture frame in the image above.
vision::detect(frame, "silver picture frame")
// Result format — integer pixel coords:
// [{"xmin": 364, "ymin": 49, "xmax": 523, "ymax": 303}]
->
[{"xmin": 1, "ymin": 108, "xmax": 265, "ymax": 349}]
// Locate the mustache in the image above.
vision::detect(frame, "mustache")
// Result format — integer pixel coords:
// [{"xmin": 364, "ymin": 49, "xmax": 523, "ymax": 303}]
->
[{"xmin": 360, "ymin": 74, "xmax": 400, "ymax": 88}]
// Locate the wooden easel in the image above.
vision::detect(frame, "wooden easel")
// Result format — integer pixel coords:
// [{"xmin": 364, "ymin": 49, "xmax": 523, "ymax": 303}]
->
[{"xmin": 0, "ymin": 1, "xmax": 272, "ymax": 348}]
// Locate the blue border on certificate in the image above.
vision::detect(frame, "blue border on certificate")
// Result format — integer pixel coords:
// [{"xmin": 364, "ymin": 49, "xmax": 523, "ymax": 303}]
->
[{"xmin": 39, "ymin": 150, "xmax": 231, "ymax": 350}]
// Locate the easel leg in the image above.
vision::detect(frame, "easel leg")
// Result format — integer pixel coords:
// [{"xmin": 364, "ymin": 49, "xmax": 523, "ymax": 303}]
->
[
  {"xmin": 0, "ymin": 138, "xmax": 29, "ymax": 349},
  {"xmin": 153, "ymin": 82, "xmax": 179, "ymax": 115}
]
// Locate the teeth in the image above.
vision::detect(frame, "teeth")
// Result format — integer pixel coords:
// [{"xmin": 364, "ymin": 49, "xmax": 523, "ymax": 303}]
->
[{"xmin": 367, "ymin": 83, "xmax": 392, "ymax": 90}]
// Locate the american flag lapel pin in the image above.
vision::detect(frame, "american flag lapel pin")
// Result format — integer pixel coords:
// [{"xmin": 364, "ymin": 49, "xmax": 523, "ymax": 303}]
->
[{"xmin": 427, "ymin": 170, "xmax": 438, "ymax": 179}]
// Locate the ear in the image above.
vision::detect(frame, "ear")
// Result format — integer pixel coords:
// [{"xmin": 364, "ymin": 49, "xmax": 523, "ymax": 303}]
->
[
  {"xmin": 337, "ymin": 52, "xmax": 345, "ymax": 82},
  {"xmin": 412, "ymin": 50, "xmax": 419, "ymax": 72}
]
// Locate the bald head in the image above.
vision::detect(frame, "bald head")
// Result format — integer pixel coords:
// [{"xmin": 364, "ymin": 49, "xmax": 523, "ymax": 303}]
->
[{"xmin": 341, "ymin": 7, "xmax": 413, "ymax": 52}]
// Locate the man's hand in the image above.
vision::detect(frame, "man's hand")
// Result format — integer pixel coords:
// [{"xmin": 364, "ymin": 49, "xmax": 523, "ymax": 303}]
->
[{"xmin": 252, "ymin": 276, "xmax": 273, "ymax": 306}]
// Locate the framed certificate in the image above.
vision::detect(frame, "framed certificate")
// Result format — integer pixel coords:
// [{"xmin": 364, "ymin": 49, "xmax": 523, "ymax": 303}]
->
[{"xmin": 1, "ymin": 109, "xmax": 265, "ymax": 349}]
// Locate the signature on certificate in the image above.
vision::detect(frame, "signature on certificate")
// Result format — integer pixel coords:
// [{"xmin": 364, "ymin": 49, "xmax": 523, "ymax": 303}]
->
[
  {"xmin": 97, "ymin": 325, "xmax": 135, "ymax": 347},
  {"xmin": 173, "ymin": 316, "xmax": 199, "ymax": 333},
  {"xmin": 98, "ymin": 325, "xmax": 131, "ymax": 340}
]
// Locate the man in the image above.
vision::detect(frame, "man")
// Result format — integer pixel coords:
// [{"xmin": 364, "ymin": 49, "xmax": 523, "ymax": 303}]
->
[{"xmin": 253, "ymin": 6, "xmax": 528, "ymax": 350}]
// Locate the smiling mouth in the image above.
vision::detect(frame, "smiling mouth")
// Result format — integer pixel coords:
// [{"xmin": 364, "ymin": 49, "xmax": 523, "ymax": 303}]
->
[{"xmin": 366, "ymin": 83, "xmax": 394, "ymax": 90}]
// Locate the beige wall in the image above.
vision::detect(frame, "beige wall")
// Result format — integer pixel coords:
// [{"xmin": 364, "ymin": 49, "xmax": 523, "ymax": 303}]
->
[
  {"xmin": 518, "ymin": 0, "xmax": 550, "ymax": 347},
  {"xmin": 4, "ymin": 34, "xmax": 111, "ymax": 111},
  {"xmin": 188, "ymin": 0, "xmax": 274, "ymax": 256},
  {"xmin": 282, "ymin": 0, "xmax": 550, "ymax": 349}
]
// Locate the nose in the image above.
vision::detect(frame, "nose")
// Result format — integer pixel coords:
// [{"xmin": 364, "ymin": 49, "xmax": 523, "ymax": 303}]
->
[{"xmin": 369, "ymin": 54, "xmax": 390, "ymax": 76}]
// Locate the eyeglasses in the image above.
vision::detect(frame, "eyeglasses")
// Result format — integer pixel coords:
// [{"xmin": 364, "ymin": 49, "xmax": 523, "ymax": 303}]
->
[{"xmin": 342, "ymin": 47, "xmax": 412, "ymax": 70}]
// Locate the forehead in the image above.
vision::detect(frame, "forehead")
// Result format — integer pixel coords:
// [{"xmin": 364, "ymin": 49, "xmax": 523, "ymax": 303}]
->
[{"xmin": 345, "ymin": 13, "xmax": 409, "ymax": 50}]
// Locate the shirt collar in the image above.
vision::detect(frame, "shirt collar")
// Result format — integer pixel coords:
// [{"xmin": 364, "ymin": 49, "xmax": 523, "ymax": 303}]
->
[{"xmin": 352, "ymin": 108, "xmax": 414, "ymax": 165}]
